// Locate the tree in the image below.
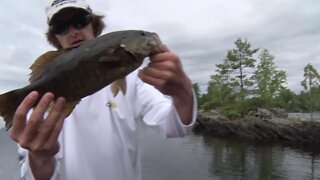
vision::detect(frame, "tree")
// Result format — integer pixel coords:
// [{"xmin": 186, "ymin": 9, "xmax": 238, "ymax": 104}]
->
[
  {"xmin": 313, "ymin": 86, "xmax": 320, "ymax": 112},
  {"xmin": 301, "ymin": 63, "xmax": 320, "ymax": 120},
  {"xmin": 226, "ymin": 38, "xmax": 259, "ymax": 100},
  {"xmin": 202, "ymin": 38, "xmax": 259, "ymax": 117},
  {"xmin": 253, "ymin": 49, "xmax": 286, "ymax": 107},
  {"xmin": 200, "ymin": 58, "xmax": 236, "ymax": 111},
  {"xmin": 274, "ymin": 88, "xmax": 299, "ymax": 111}
]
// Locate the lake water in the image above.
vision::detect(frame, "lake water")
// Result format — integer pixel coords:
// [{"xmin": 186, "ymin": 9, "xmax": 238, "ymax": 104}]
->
[
  {"xmin": 1, "ymin": 123, "xmax": 320, "ymax": 180},
  {"xmin": 0, "ymin": 129, "xmax": 20, "ymax": 180},
  {"xmin": 139, "ymin": 124, "xmax": 320, "ymax": 180},
  {"xmin": 288, "ymin": 112, "xmax": 320, "ymax": 122}
]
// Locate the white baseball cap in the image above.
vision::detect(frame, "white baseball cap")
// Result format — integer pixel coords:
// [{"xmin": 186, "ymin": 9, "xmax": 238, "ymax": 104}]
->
[{"xmin": 45, "ymin": 0, "xmax": 92, "ymax": 23}]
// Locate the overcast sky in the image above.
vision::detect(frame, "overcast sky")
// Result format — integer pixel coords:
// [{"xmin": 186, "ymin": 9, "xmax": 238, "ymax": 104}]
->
[{"xmin": 0, "ymin": 0, "xmax": 319, "ymax": 95}]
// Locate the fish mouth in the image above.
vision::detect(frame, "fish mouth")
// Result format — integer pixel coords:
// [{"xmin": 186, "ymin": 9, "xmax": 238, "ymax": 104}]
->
[
  {"xmin": 148, "ymin": 34, "xmax": 163, "ymax": 54},
  {"xmin": 127, "ymin": 51, "xmax": 143, "ymax": 64}
]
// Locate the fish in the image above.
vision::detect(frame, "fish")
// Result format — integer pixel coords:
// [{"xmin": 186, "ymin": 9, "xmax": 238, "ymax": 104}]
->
[{"xmin": 0, "ymin": 30, "xmax": 163, "ymax": 130}]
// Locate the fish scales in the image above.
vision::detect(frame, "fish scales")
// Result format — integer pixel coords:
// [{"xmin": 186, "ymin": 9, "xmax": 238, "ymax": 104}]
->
[{"xmin": 0, "ymin": 30, "xmax": 163, "ymax": 130}]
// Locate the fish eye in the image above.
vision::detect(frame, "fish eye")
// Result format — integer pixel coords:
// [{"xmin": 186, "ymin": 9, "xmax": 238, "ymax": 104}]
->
[{"xmin": 140, "ymin": 32, "xmax": 146, "ymax": 36}]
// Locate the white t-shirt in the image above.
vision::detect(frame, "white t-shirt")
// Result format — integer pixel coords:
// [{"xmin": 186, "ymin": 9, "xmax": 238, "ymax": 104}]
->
[{"xmin": 18, "ymin": 70, "xmax": 197, "ymax": 180}]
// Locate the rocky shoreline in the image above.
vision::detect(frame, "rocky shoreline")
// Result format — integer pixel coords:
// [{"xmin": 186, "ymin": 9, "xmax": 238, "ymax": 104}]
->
[{"xmin": 194, "ymin": 109, "xmax": 320, "ymax": 144}]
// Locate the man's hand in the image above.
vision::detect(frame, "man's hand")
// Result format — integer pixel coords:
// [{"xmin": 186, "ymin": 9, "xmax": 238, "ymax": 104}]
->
[
  {"xmin": 138, "ymin": 45, "xmax": 194, "ymax": 125},
  {"xmin": 10, "ymin": 91, "xmax": 66, "ymax": 179}
]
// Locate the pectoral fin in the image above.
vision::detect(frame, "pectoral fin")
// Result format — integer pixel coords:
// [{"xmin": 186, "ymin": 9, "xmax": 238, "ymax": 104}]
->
[
  {"xmin": 63, "ymin": 101, "xmax": 80, "ymax": 117},
  {"xmin": 111, "ymin": 78, "xmax": 127, "ymax": 97}
]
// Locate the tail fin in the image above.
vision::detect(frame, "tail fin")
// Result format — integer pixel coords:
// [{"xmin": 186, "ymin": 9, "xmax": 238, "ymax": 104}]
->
[{"xmin": 0, "ymin": 90, "xmax": 25, "ymax": 130}]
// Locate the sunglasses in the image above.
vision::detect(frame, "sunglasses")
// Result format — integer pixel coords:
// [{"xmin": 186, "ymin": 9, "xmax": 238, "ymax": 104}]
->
[{"xmin": 50, "ymin": 14, "xmax": 92, "ymax": 35}]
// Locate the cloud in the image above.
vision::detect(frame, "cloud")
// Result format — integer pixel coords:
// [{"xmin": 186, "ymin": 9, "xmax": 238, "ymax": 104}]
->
[{"xmin": 0, "ymin": 0, "xmax": 319, "ymax": 95}]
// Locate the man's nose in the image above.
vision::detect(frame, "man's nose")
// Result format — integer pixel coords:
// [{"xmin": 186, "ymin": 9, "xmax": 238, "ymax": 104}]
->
[{"xmin": 67, "ymin": 26, "xmax": 80, "ymax": 36}]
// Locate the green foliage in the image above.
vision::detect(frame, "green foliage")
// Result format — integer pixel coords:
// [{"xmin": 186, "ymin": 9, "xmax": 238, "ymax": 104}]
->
[
  {"xmin": 197, "ymin": 38, "xmax": 320, "ymax": 118},
  {"xmin": 200, "ymin": 73, "xmax": 235, "ymax": 110},
  {"xmin": 225, "ymin": 38, "xmax": 259, "ymax": 99},
  {"xmin": 192, "ymin": 83, "xmax": 201, "ymax": 107},
  {"xmin": 199, "ymin": 38, "xmax": 259, "ymax": 117},
  {"xmin": 252, "ymin": 49, "xmax": 287, "ymax": 107},
  {"xmin": 273, "ymin": 88, "xmax": 300, "ymax": 111},
  {"xmin": 301, "ymin": 64, "xmax": 320, "ymax": 116},
  {"xmin": 220, "ymin": 100, "xmax": 250, "ymax": 119},
  {"xmin": 313, "ymin": 86, "xmax": 320, "ymax": 111},
  {"xmin": 301, "ymin": 64, "xmax": 320, "ymax": 91}
]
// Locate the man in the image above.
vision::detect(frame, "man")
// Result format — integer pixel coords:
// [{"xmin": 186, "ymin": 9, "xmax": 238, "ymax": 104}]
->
[{"xmin": 10, "ymin": 0, "xmax": 197, "ymax": 179}]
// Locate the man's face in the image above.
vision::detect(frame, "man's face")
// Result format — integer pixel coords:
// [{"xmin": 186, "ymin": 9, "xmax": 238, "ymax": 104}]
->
[{"xmin": 50, "ymin": 8, "xmax": 95, "ymax": 49}]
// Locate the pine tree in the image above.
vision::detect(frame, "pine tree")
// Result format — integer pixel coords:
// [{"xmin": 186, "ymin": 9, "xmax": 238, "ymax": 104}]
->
[
  {"xmin": 301, "ymin": 64, "xmax": 320, "ymax": 120},
  {"xmin": 226, "ymin": 38, "xmax": 259, "ymax": 100}
]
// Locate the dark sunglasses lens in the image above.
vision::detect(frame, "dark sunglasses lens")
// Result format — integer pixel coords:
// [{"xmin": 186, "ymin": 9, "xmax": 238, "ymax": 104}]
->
[
  {"xmin": 51, "ymin": 14, "xmax": 91, "ymax": 35},
  {"xmin": 72, "ymin": 15, "xmax": 92, "ymax": 29},
  {"xmin": 51, "ymin": 23, "xmax": 68, "ymax": 35}
]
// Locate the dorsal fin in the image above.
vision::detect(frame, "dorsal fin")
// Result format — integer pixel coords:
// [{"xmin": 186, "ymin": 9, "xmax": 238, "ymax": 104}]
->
[{"xmin": 29, "ymin": 50, "xmax": 65, "ymax": 83}]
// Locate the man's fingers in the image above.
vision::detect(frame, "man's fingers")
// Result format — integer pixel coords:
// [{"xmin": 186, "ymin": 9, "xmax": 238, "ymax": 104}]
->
[
  {"xmin": 38, "ymin": 96, "xmax": 65, "ymax": 133},
  {"xmin": 139, "ymin": 67, "xmax": 170, "ymax": 80},
  {"xmin": 31, "ymin": 97, "xmax": 66, "ymax": 150},
  {"xmin": 45, "ymin": 115, "xmax": 65, "ymax": 150},
  {"xmin": 10, "ymin": 92, "xmax": 67, "ymax": 155},
  {"xmin": 21, "ymin": 93, "xmax": 54, "ymax": 145},
  {"xmin": 44, "ymin": 97, "xmax": 66, "ymax": 149},
  {"xmin": 10, "ymin": 91, "xmax": 39, "ymax": 141}
]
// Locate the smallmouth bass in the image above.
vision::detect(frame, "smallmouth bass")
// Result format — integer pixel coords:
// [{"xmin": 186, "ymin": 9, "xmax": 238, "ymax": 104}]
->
[{"xmin": 0, "ymin": 30, "xmax": 163, "ymax": 130}]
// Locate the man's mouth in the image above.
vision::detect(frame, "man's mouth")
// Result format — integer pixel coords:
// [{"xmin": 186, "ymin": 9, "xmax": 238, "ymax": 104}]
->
[{"xmin": 71, "ymin": 40, "xmax": 84, "ymax": 47}]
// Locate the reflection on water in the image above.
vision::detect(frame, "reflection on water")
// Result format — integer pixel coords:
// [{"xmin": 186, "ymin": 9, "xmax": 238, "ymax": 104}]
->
[
  {"xmin": 140, "ymin": 124, "xmax": 320, "ymax": 180},
  {"xmin": 201, "ymin": 136, "xmax": 320, "ymax": 180}
]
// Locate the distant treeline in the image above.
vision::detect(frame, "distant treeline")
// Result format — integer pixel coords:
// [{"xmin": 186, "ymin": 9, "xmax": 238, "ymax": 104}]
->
[{"xmin": 193, "ymin": 38, "xmax": 320, "ymax": 118}]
